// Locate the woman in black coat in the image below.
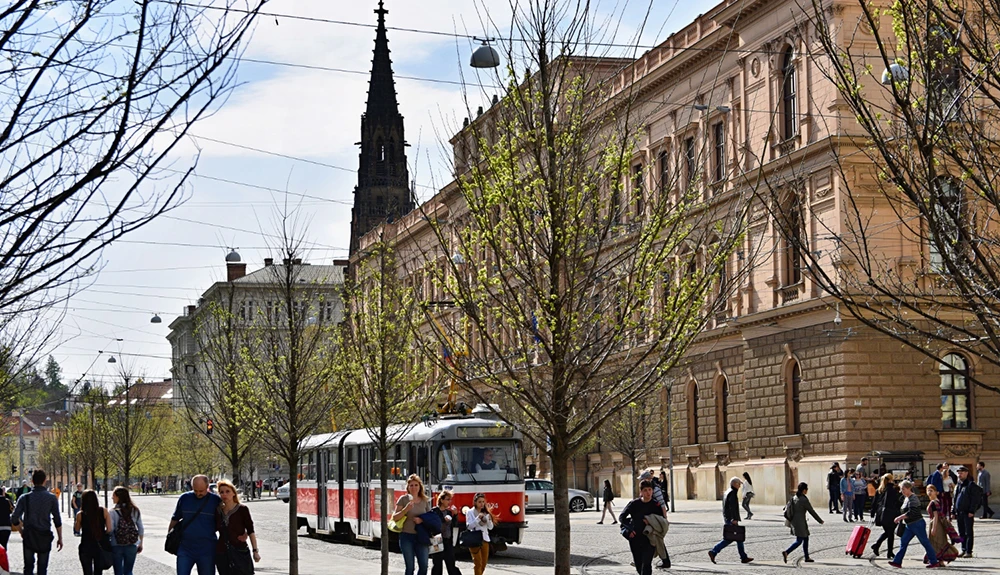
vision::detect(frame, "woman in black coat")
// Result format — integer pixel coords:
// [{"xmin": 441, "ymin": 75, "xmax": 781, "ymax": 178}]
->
[
  {"xmin": 431, "ymin": 491, "xmax": 462, "ymax": 575},
  {"xmin": 871, "ymin": 474, "xmax": 902, "ymax": 559},
  {"xmin": 598, "ymin": 480, "xmax": 617, "ymax": 524}
]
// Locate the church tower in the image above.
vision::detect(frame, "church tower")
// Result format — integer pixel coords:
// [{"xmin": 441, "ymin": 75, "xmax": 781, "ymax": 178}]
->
[{"xmin": 349, "ymin": 1, "xmax": 415, "ymax": 255}]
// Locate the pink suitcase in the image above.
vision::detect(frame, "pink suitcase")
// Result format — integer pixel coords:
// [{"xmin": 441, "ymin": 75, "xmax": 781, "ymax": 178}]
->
[{"xmin": 845, "ymin": 524, "xmax": 871, "ymax": 558}]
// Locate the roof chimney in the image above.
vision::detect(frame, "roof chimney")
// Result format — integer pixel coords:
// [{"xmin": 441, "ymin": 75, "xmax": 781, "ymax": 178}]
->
[
  {"xmin": 264, "ymin": 258, "xmax": 273, "ymax": 267},
  {"xmin": 187, "ymin": 305, "xmax": 196, "ymax": 316},
  {"xmin": 292, "ymin": 258, "xmax": 302, "ymax": 265},
  {"xmin": 227, "ymin": 262, "xmax": 246, "ymax": 282}
]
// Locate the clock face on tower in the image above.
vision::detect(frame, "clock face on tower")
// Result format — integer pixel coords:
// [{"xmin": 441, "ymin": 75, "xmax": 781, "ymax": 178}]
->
[{"xmin": 349, "ymin": 1, "xmax": 415, "ymax": 256}]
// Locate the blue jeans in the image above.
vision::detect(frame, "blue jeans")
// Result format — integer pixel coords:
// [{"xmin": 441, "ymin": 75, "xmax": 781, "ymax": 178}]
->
[
  {"xmin": 711, "ymin": 524, "xmax": 747, "ymax": 560},
  {"xmin": 399, "ymin": 532, "xmax": 429, "ymax": 575},
  {"xmin": 785, "ymin": 536, "xmax": 809, "ymax": 559},
  {"xmin": 842, "ymin": 493, "xmax": 854, "ymax": 520},
  {"xmin": 112, "ymin": 545, "xmax": 138, "ymax": 575},
  {"xmin": 893, "ymin": 519, "xmax": 938, "ymax": 566},
  {"xmin": 176, "ymin": 545, "xmax": 215, "ymax": 575}
]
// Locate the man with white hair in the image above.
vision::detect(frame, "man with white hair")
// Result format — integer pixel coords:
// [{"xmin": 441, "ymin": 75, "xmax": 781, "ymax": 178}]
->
[
  {"xmin": 708, "ymin": 476, "xmax": 754, "ymax": 565},
  {"xmin": 169, "ymin": 475, "xmax": 221, "ymax": 575}
]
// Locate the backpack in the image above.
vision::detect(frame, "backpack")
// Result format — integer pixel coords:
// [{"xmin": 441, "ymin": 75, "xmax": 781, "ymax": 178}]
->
[
  {"xmin": 114, "ymin": 509, "xmax": 140, "ymax": 545},
  {"xmin": 783, "ymin": 497, "xmax": 796, "ymax": 521}
]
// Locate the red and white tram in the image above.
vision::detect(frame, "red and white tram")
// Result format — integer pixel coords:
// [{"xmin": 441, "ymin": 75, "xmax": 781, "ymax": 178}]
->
[{"xmin": 295, "ymin": 413, "xmax": 526, "ymax": 547}]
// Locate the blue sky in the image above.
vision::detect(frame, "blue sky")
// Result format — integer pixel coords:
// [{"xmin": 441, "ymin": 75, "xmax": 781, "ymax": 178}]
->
[{"xmin": 52, "ymin": 0, "xmax": 706, "ymax": 389}]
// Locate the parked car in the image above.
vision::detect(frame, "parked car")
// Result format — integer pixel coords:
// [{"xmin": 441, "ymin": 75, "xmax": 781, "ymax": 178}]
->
[
  {"xmin": 525, "ymin": 479, "xmax": 594, "ymax": 512},
  {"xmin": 277, "ymin": 482, "xmax": 290, "ymax": 503}
]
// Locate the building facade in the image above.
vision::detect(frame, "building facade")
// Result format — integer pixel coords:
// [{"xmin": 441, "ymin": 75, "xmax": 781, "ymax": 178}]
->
[{"xmin": 352, "ymin": 0, "xmax": 1000, "ymax": 506}]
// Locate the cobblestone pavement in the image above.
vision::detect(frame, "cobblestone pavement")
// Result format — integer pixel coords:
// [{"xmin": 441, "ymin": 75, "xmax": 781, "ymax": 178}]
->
[{"xmin": 4, "ymin": 494, "xmax": 998, "ymax": 574}]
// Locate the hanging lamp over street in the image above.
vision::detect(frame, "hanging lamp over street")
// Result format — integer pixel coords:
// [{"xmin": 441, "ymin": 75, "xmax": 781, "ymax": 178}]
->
[{"xmin": 470, "ymin": 38, "xmax": 500, "ymax": 69}]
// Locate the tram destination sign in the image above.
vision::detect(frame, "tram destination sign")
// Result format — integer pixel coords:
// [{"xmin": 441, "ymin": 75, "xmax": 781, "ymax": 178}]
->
[{"xmin": 456, "ymin": 426, "xmax": 514, "ymax": 438}]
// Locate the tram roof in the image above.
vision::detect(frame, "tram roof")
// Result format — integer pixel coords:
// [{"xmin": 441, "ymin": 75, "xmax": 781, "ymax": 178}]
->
[{"xmin": 301, "ymin": 417, "xmax": 520, "ymax": 451}]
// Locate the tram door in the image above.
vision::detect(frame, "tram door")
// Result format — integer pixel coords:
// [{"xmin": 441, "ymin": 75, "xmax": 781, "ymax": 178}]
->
[
  {"xmin": 358, "ymin": 446, "xmax": 373, "ymax": 537},
  {"xmin": 316, "ymin": 450, "xmax": 328, "ymax": 531}
]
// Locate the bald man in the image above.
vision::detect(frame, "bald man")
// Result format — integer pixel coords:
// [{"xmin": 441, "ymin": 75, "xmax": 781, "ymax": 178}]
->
[{"xmin": 170, "ymin": 475, "xmax": 221, "ymax": 575}]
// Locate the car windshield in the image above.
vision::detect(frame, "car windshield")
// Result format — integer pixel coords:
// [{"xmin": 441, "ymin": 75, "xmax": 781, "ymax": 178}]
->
[{"xmin": 437, "ymin": 440, "xmax": 522, "ymax": 483}]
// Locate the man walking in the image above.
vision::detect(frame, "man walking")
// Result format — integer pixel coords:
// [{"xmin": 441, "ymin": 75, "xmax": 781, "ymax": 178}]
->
[
  {"xmin": 977, "ymin": 461, "xmax": 993, "ymax": 519},
  {"xmin": 953, "ymin": 466, "xmax": 983, "ymax": 558},
  {"xmin": 856, "ymin": 457, "xmax": 869, "ymax": 479},
  {"xmin": 827, "ymin": 463, "xmax": 843, "ymax": 514},
  {"xmin": 708, "ymin": 477, "xmax": 753, "ymax": 565},
  {"xmin": 840, "ymin": 469, "xmax": 855, "ymax": 522},
  {"xmin": 170, "ymin": 474, "xmax": 222, "ymax": 575},
  {"xmin": 10, "ymin": 469, "xmax": 63, "ymax": 575},
  {"xmin": 70, "ymin": 483, "xmax": 83, "ymax": 536}
]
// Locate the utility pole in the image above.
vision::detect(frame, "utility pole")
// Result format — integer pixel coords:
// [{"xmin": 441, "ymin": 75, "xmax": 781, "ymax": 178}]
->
[
  {"xmin": 665, "ymin": 383, "xmax": 675, "ymax": 513},
  {"xmin": 15, "ymin": 409, "xmax": 24, "ymax": 485}
]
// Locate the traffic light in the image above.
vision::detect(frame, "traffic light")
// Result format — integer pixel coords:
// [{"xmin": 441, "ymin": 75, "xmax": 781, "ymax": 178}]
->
[{"xmin": 206, "ymin": 418, "xmax": 214, "ymax": 435}]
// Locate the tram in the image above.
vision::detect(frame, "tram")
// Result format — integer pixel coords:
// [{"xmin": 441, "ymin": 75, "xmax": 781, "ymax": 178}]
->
[{"xmin": 295, "ymin": 408, "xmax": 526, "ymax": 547}]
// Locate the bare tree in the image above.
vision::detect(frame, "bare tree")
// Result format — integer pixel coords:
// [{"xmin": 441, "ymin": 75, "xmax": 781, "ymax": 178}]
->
[
  {"xmin": 103, "ymin": 365, "xmax": 167, "ymax": 490},
  {"xmin": 180, "ymin": 282, "xmax": 262, "ymax": 487},
  {"xmin": 770, "ymin": 0, "xmax": 1000, "ymax": 396},
  {"xmin": 602, "ymin": 401, "xmax": 660, "ymax": 497},
  {"xmin": 411, "ymin": 3, "xmax": 752, "ymax": 572},
  {"xmin": 242, "ymin": 217, "xmax": 342, "ymax": 575},
  {"xmin": 335, "ymin": 240, "xmax": 436, "ymax": 575}
]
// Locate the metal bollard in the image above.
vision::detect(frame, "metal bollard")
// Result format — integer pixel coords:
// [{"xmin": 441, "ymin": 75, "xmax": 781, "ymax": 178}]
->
[{"xmin": 544, "ymin": 493, "xmax": 549, "ymax": 513}]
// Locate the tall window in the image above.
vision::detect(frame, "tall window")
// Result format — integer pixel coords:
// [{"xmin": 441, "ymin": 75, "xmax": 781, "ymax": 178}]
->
[
  {"xmin": 940, "ymin": 353, "xmax": 971, "ymax": 429},
  {"xmin": 781, "ymin": 191, "xmax": 804, "ymax": 286},
  {"xmin": 632, "ymin": 164, "xmax": 645, "ymax": 218},
  {"xmin": 929, "ymin": 177, "xmax": 961, "ymax": 273},
  {"xmin": 787, "ymin": 360, "xmax": 801, "ymax": 434},
  {"xmin": 713, "ymin": 121, "xmax": 726, "ymax": 182},
  {"xmin": 781, "ymin": 47, "xmax": 797, "ymax": 141},
  {"xmin": 610, "ymin": 183, "xmax": 622, "ymax": 225},
  {"xmin": 658, "ymin": 151, "xmax": 669, "ymax": 196},
  {"xmin": 715, "ymin": 375, "xmax": 729, "ymax": 442},
  {"xmin": 687, "ymin": 380, "xmax": 700, "ymax": 445},
  {"xmin": 684, "ymin": 136, "xmax": 696, "ymax": 191}
]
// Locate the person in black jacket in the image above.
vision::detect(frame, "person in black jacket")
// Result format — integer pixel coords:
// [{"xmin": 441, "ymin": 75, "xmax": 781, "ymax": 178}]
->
[
  {"xmin": 827, "ymin": 463, "xmax": 843, "ymax": 514},
  {"xmin": 870, "ymin": 474, "xmax": 902, "ymax": 559},
  {"xmin": 597, "ymin": 480, "xmax": 616, "ymax": 525},
  {"xmin": 953, "ymin": 466, "xmax": 983, "ymax": 557},
  {"xmin": 0, "ymin": 486, "xmax": 11, "ymax": 548},
  {"xmin": 431, "ymin": 491, "xmax": 461, "ymax": 575},
  {"xmin": 619, "ymin": 480, "xmax": 665, "ymax": 575},
  {"xmin": 708, "ymin": 477, "xmax": 753, "ymax": 565}
]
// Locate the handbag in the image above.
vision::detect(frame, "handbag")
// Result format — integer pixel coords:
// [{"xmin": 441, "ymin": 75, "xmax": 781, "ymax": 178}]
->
[
  {"xmin": 722, "ymin": 523, "xmax": 746, "ymax": 542},
  {"xmin": 429, "ymin": 533, "xmax": 444, "ymax": 555},
  {"xmin": 459, "ymin": 529, "xmax": 484, "ymax": 548},
  {"xmin": 222, "ymin": 507, "xmax": 255, "ymax": 575},
  {"xmin": 165, "ymin": 494, "xmax": 211, "ymax": 555},
  {"xmin": 99, "ymin": 533, "xmax": 115, "ymax": 571},
  {"xmin": 895, "ymin": 521, "xmax": 905, "ymax": 537},
  {"xmin": 388, "ymin": 515, "xmax": 406, "ymax": 533}
]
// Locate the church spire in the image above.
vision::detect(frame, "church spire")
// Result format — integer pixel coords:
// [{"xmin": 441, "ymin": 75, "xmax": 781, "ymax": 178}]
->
[
  {"xmin": 366, "ymin": 0, "xmax": 399, "ymax": 118},
  {"xmin": 349, "ymin": 1, "xmax": 414, "ymax": 256}
]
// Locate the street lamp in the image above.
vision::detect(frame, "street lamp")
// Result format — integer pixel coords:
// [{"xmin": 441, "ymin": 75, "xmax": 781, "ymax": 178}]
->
[
  {"xmin": 150, "ymin": 314, "xmax": 162, "ymax": 324},
  {"xmin": 470, "ymin": 38, "xmax": 500, "ymax": 69}
]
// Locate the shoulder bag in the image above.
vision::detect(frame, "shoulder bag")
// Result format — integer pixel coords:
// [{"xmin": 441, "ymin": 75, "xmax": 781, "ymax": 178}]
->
[
  {"xmin": 165, "ymin": 495, "xmax": 211, "ymax": 555},
  {"xmin": 389, "ymin": 495, "xmax": 410, "ymax": 533},
  {"xmin": 458, "ymin": 529, "xmax": 483, "ymax": 548},
  {"xmin": 20, "ymin": 492, "xmax": 54, "ymax": 553},
  {"xmin": 221, "ymin": 506, "xmax": 254, "ymax": 575}
]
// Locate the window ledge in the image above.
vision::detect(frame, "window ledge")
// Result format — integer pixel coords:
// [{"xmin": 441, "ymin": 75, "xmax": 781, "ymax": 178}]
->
[{"xmin": 936, "ymin": 429, "xmax": 984, "ymax": 460}]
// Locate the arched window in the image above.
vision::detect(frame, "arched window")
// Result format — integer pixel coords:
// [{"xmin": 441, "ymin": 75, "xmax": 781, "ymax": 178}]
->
[
  {"xmin": 687, "ymin": 380, "xmax": 700, "ymax": 445},
  {"xmin": 715, "ymin": 375, "xmax": 729, "ymax": 442},
  {"xmin": 781, "ymin": 47, "xmax": 797, "ymax": 141},
  {"xmin": 940, "ymin": 353, "xmax": 971, "ymax": 429},
  {"xmin": 786, "ymin": 359, "xmax": 801, "ymax": 434}
]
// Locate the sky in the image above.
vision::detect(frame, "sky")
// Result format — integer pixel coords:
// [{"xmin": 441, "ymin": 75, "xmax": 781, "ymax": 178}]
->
[{"xmin": 49, "ymin": 0, "xmax": 705, "ymax": 392}]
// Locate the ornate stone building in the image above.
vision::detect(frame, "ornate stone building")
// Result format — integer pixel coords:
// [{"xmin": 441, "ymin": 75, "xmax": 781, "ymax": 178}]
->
[
  {"xmin": 348, "ymin": 1, "xmax": 416, "ymax": 256},
  {"xmin": 352, "ymin": 0, "xmax": 1000, "ymax": 506}
]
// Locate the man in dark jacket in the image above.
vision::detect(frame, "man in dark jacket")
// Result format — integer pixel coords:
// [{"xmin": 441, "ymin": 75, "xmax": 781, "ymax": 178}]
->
[
  {"xmin": 620, "ymin": 480, "xmax": 667, "ymax": 575},
  {"xmin": 708, "ymin": 477, "xmax": 753, "ymax": 565},
  {"xmin": 953, "ymin": 466, "xmax": 983, "ymax": 557},
  {"xmin": 10, "ymin": 469, "xmax": 63, "ymax": 575},
  {"xmin": 827, "ymin": 463, "xmax": 843, "ymax": 514}
]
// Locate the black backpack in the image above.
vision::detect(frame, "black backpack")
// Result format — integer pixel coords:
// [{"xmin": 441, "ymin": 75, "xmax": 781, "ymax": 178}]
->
[
  {"xmin": 114, "ymin": 509, "xmax": 140, "ymax": 545},
  {"xmin": 783, "ymin": 497, "xmax": 796, "ymax": 521}
]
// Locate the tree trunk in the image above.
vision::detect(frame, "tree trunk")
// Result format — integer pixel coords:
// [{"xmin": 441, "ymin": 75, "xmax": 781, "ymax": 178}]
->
[
  {"xmin": 629, "ymin": 455, "xmax": 639, "ymax": 496},
  {"xmin": 287, "ymin": 459, "xmax": 299, "ymax": 575},
  {"xmin": 380, "ymin": 449, "xmax": 390, "ymax": 575},
  {"xmin": 551, "ymin": 446, "xmax": 572, "ymax": 575}
]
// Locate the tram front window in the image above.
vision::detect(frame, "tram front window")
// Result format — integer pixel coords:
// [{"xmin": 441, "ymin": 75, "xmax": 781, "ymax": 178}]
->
[{"xmin": 438, "ymin": 441, "xmax": 521, "ymax": 483}]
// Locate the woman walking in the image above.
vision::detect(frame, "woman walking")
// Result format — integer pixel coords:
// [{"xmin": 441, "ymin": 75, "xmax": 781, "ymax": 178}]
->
[
  {"xmin": 465, "ymin": 493, "xmax": 496, "ymax": 575},
  {"xmin": 741, "ymin": 472, "xmax": 755, "ymax": 520},
  {"xmin": 109, "ymin": 487, "xmax": 144, "ymax": 575},
  {"xmin": 430, "ymin": 491, "xmax": 461, "ymax": 575},
  {"xmin": 393, "ymin": 475, "xmax": 432, "ymax": 575},
  {"xmin": 889, "ymin": 480, "xmax": 943, "ymax": 568},
  {"xmin": 924, "ymin": 485, "xmax": 959, "ymax": 564},
  {"xmin": 215, "ymin": 479, "xmax": 260, "ymax": 575},
  {"xmin": 781, "ymin": 482, "xmax": 824, "ymax": 563},
  {"xmin": 0, "ymin": 486, "xmax": 11, "ymax": 549},
  {"xmin": 75, "ymin": 490, "xmax": 112, "ymax": 575},
  {"xmin": 597, "ymin": 480, "xmax": 617, "ymax": 524},
  {"xmin": 871, "ymin": 474, "xmax": 902, "ymax": 559}
]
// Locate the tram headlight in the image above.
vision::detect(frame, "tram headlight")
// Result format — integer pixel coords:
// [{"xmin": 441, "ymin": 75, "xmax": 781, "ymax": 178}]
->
[
  {"xmin": 461, "ymin": 506, "xmax": 470, "ymax": 515},
  {"xmin": 510, "ymin": 504, "xmax": 521, "ymax": 515}
]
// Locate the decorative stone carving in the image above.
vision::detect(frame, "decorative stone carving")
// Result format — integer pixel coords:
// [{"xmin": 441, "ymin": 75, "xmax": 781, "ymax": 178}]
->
[
  {"xmin": 779, "ymin": 434, "xmax": 804, "ymax": 462},
  {"xmin": 750, "ymin": 57, "xmax": 761, "ymax": 78},
  {"xmin": 682, "ymin": 445, "xmax": 702, "ymax": 468},
  {"xmin": 936, "ymin": 430, "xmax": 985, "ymax": 461},
  {"xmin": 943, "ymin": 444, "xmax": 978, "ymax": 458}
]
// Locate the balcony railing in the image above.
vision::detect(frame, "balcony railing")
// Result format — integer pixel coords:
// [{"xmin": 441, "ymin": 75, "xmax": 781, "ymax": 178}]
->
[{"xmin": 780, "ymin": 282, "xmax": 804, "ymax": 304}]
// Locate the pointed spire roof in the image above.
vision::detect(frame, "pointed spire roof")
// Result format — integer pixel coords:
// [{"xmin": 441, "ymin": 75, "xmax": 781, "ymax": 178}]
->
[{"xmin": 366, "ymin": 1, "xmax": 399, "ymax": 118}]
